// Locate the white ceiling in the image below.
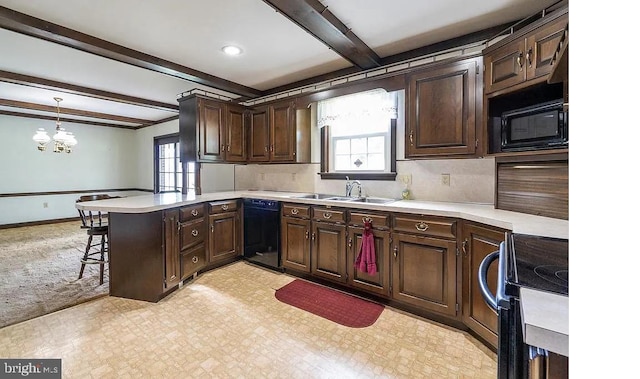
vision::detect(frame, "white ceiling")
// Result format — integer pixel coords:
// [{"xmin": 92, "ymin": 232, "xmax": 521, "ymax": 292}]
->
[{"xmin": 0, "ymin": 0, "xmax": 560, "ymax": 128}]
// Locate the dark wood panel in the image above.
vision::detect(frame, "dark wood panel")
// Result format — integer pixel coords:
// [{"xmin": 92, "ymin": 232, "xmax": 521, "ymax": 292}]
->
[
  {"xmin": 248, "ymin": 108, "xmax": 269, "ymax": 162},
  {"xmin": 311, "ymin": 221, "xmax": 347, "ymax": 283},
  {"xmin": 226, "ymin": 105, "xmax": 247, "ymax": 162},
  {"xmin": 526, "ymin": 14, "xmax": 568, "ymax": 80},
  {"xmin": 109, "ymin": 211, "xmax": 164, "ymax": 302},
  {"xmin": 347, "ymin": 227, "xmax": 390, "ymax": 297},
  {"xmin": 199, "ymin": 100, "xmax": 225, "ymax": 162},
  {"xmin": 497, "ymin": 160, "xmax": 568, "ymax": 219},
  {"xmin": 270, "ymin": 102, "xmax": 295, "ymax": 161},
  {"xmin": 281, "ymin": 217, "xmax": 311, "ymax": 272},
  {"xmin": 392, "ymin": 215, "xmax": 457, "ymax": 239},
  {"xmin": 208, "ymin": 212, "xmax": 239, "ymax": 264},
  {"xmin": 179, "ymin": 218, "xmax": 205, "ymax": 251},
  {"xmin": 180, "ymin": 244, "xmax": 206, "ymax": 280}
]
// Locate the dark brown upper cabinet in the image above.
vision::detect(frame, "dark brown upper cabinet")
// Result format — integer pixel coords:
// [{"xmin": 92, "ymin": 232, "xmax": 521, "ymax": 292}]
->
[
  {"xmin": 248, "ymin": 100, "xmax": 311, "ymax": 163},
  {"xmin": 405, "ymin": 56, "xmax": 481, "ymax": 158},
  {"xmin": 179, "ymin": 94, "xmax": 247, "ymax": 163},
  {"xmin": 483, "ymin": 10, "xmax": 568, "ymax": 95}
]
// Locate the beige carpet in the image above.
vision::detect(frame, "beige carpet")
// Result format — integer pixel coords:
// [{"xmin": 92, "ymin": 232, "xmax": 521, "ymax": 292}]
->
[{"xmin": 0, "ymin": 221, "xmax": 109, "ymax": 329}]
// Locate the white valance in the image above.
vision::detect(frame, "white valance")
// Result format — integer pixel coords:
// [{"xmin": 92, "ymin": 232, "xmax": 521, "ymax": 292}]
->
[{"xmin": 317, "ymin": 89, "xmax": 398, "ymax": 136}]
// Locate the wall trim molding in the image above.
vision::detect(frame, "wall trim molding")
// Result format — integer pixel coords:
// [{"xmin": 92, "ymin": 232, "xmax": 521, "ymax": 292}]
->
[
  {"xmin": 0, "ymin": 216, "xmax": 78, "ymax": 230},
  {"xmin": 0, "ymin": 188, "xmax": 154, "ymax": 198}
]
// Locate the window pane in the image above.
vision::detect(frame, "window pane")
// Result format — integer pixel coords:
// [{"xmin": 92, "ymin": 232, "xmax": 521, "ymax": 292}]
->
[
  {"xmin": 368, "ymin": 136, "xmax": 385, "ymax": 153},
  {"xmin": 351, "ymin": 138, "xmax": 367, "ymax": 154},
  {"xmin": 335, "ymin": 139, "xmax": 350, "ymax": 155},
  {"xmin": 368, "ymin": 153, "xmax": 385, "ymax": 170},
  {"xmin": 335, "ymin": 155, "xmax": 351, "ymax": 171}
]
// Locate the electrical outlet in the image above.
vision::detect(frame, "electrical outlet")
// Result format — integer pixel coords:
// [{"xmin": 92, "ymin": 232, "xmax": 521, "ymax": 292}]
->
[
  {"xmin": 399, "ymin": 174, "xmax": 412, "ymax": 185},
  {"xmin": 43, "ymin": 202, "xmax": 48, "ymax": 208},
  {"xmin": 441, "ymin": 174, "xmax": 450, "ymax": 186}
]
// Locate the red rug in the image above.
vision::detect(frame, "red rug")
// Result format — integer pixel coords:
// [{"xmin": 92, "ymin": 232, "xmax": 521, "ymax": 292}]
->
[{"xmin": 275, "ymin": 279, "xmax": 384, "ymax": 328}]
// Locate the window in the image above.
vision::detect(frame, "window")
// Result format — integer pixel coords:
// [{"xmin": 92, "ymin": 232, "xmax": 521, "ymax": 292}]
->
[
  {"xmin": 318, "ymin": 89, "xmax": 397, "ymax": 180},
  {"xmin": 154, "ymin": 134, "xmax": 197, "ymax": 193}
]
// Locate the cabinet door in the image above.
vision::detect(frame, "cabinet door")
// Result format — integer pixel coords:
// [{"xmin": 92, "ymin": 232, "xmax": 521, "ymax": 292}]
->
[
  {"xmin": 347, "ymin": 227, "xmax": 391, "ymax": 297},
  {"xmin": 225, "ymin": 105, "xmax": 247, "ymax": 162},
  {"xmin": 406, "ymin": 58, "xmax": 479, "ymax": 157},
  {"xmin": 208, "ymin": 212, "xmax": 239, "ymax": 264},
  {"xmin": 461, "ymin": 222, "xmax": 504, "ymax": 348},
  {"xmin": 198, "ymin": 99, "xmax": 225, "ymax": 162},
  {"xmin": 311, "ymin": 221, "xmax": 347, "ymax": 283},
  {"xmin": 163, "ymin": 209, "xmax": 180, "ymax": 290},
  {"xmin": 270, "ymin": 102, "xmax": 296, "ymax": 162},
  {"xmin": 484, "ymin": 39, "xmax": 527, "ymax": 94},
  {"xmin": 281, "ymin": 217, "xmax": 311, "ymax": 272},
  {"xmin": 391, "ymin": 233, "xmax": 458, "ymax": 316},
  {"xmin": 248, "ymin": 107, "xmax": 270, "ymax": 162},
  {"xmin": 525, "ymin": 14, "xmax": 568, "ymax": 81}
]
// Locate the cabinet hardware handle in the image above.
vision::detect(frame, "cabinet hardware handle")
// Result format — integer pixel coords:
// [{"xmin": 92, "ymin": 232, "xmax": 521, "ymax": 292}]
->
[
  {"xmin": 415, "ymin": 222, "xmax": 428, "ymax": 231},
  {"xmin": 311, "ymin": 232, "xmax": 316, "ymax": 241},
  {"xmin": 393, "ymin": 246, "xmax": 398, "ymax": 259},
  {"xmin": 348, "ymin": 238, "xmax": 353, "ymax": 248},
  {"xmin": 517, "ymin": 52, "xmax": 523, "ymax": 70},
  {"xmin": 323, "ymin": 212, "xmax": 332, "ymax": 219},
  {"xmin": 191, "ymin": 229, "xmax": 199, "ymax": 237},
  {"xmin": 227, "ymin": 144, "xmax": 230, "ymax": 152},
  {"xmin": 409, "ymin": 130, "xmax": 414, "ymax": 145},
  {"xmin": 526, "ymin": 47, "xmax": 533, "ymax": 67},
  {"xmin": 264, "ymin": 145, "xmax": 269, "ymax": 152},
  {"xmin": 462, "ymin": 238, "xmax": 468, "ymax": 256},
  {"xmin": 191, "ymin": 209, "xmax": 198, "ymax": 217},
  {"xmin": 177, "ymin": 221, "xmax": 181, "ymax": 231},
  {"xmin": 221, "ymin": 204, "xmax": 229, "ymax": 211},
  {"xmin": 221, "ymin": 145, "xmax": 225, "ymax": 152},
  {"xmin": 291, "ymin": 208, "xmax": 299, "ymax": 215},
  {"xmin": 305, "ymin": 230, "xmax": 309, "ymax": 239},
  {"xmin": 270, "ymin": 145, "xmax": 274, "ymax": 152},
  {"xmin": 192, "ymin": 256, "xmax": 199, "ymax": 264},
  {"xmin": 362, "ymin": 216, "xmax": 372, "ymax": 224},
  {"xmin": 211, "ymin": 224, "xmax": 214, "ymax": 232}
]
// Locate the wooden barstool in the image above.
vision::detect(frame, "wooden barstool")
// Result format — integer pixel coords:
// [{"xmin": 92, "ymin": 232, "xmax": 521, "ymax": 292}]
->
[{"xmin": 76, "ymin": 194, "xmax": 118, "ymax": 285}]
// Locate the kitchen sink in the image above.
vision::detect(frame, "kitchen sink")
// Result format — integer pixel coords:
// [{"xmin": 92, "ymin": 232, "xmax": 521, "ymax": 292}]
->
[
  {"xmin": 326, "ymin": 196, "xmax": 396, "ymax": 204},
  {"xmin": 293, "ymin": 193, "xmax": 336, "ymax": 199}
]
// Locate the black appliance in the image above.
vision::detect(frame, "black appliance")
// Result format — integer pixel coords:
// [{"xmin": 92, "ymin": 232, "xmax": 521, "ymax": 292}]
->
[
  {"xmin": 243, "ymin": 199, "xmax": 281, "ymax": 271},
  {"xmin": 501, "ymin": 99, "xmax": 568, "ymax": 152},
  {"xmin": 479, "ymin": 233, "xmax": 568, "ymax": 379}
]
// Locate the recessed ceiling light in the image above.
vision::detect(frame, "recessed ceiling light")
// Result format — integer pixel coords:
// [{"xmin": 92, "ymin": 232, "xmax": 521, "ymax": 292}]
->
[{"xmin": 222, "ymin": 45, "xmax": 242, "ymax": 56}]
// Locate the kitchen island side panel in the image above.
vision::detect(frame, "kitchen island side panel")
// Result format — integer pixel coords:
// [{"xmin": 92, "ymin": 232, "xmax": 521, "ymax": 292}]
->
[{"xmin": 109, "ymin": 211, "xmax": 164, "ymax": 302}]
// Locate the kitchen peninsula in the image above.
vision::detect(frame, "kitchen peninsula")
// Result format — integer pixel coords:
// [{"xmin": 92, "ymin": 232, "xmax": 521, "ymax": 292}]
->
[{"xmin": 77, "ymin": 190, "xmax": 568, "ymax": 356}]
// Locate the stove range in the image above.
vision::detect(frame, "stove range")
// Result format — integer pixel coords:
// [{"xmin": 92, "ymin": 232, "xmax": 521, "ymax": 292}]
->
[{"xmin": 507, "ymin": 233, "xmax": 569, "ymax": 296}]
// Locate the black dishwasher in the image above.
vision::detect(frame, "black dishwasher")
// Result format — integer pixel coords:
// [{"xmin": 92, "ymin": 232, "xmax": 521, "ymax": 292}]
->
[{"xmin": 243, "ymin": 199, "xmax": 281, "ymax": 271}]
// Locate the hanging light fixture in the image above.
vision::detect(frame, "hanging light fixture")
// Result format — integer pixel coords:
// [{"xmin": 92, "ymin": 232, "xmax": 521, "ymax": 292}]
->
[{"xmin": 32, "ymin": 97, "xmax": 78, "ymax": 153}]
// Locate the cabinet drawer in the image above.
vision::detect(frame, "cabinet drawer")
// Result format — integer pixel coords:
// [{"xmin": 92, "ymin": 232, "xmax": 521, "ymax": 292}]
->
[
  {"xmin": 348, "ymin": 210, "xmax": 390, "ymax": 230},
  {"xmin": 209, "ymin": 200, "xmax": 237, "ymax": 214},
  {"xmin": 282, "ymin": 204, "xmax": 310, "ymax": 219},
  {"xmin": 312, "ymin": 207, "xmax": 346, "ymax": 223},
  {"xmin": 392, "ymin": 215, "xmax": 457, "ymax": 239},
  {"xmin": 180, "ymin": 218, "xmax": 205, "ymax": 250},
  {"xmin": 181, "ymin": 245, "xmax": 206, "ymax": 279},
  {"xmin": 180, "ymin": 204, "xmax": 205, "ymax": 222}
]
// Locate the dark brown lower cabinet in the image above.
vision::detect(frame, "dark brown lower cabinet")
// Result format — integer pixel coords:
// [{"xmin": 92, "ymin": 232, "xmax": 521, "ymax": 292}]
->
[
  {"xmin": 208, "ymin": 211, "xmax": 239, "ymax": 264},
  {"xmin": 461, "ymin": 221, "xmax": 505, "ymax": 348},
  {"xmin": 391, "ymin": 232, "xmax": 458, "ymax": 317},
  {"xmin": 347, "ymin": 226, "xmax": 391, "ymax": 297},
  {"xmin": 281, "ymin": 216, "xmax": 311, "ymax": 272},
  {"xmin": 163, "ymin": 209, "xmax": 180, "ymax": 291},
  {"xmin": 311, "ymin": 221, "xmax": 347, "ymax": 283}
]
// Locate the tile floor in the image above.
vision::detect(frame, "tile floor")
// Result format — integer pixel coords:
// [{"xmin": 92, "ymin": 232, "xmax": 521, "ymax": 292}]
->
[{"xmin": 0, "ymin": 261, "xmax": 497, "ymax": 378}]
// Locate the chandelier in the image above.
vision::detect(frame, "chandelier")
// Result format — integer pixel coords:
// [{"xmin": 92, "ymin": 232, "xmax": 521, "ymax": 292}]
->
[{"xmin": 32, "ymin": 97, "xmax": 78, "ymax": 153}]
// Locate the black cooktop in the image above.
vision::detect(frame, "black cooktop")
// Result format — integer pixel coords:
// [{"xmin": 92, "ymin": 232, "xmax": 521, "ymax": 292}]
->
[{"xmin": 507, "ymin": 234, "xmax": 569, "ymax": 296}]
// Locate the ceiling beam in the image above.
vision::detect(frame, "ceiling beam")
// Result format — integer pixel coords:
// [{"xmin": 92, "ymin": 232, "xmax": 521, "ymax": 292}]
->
[
  {"xmin": 0, "ymin": 98, "xmax": 153, "ymax": 125},
  {"xmin": 262, "ymin": 0, "xmax": 381, "ymax": 69},
  {"xmin": 0, "ymin": 70, "xmax": 178, "ymax": 112},
  {"xmin": 0, "ymin": 6, "xmax": 263, "ymax": 98},
  {"xmin": 0, "ymin": 110, "xmax": 135, "ymax": 129}
]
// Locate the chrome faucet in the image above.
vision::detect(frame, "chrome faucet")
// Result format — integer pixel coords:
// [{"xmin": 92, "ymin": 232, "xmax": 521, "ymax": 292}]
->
[{"xmin": 345, "ymin": 176, "xmax": 362, "ymax": 198}]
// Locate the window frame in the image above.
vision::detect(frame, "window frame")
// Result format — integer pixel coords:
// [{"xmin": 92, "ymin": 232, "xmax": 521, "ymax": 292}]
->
[
  {"xmin": 319, "ymin": 119, "xmax": 397, "ymax": 181},
  {"xmin": 154, "ymin": 133, "xmax": 201, "ymax": 194}
]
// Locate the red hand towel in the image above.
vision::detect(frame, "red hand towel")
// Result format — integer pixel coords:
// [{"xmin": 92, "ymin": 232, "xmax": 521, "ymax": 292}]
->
[{"xmin": 354, "ymin": 220, "xmax": 377, "ymax": 275}]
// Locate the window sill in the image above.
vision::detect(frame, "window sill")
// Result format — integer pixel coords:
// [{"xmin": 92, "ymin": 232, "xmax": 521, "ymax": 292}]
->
[{"xmin": 318, "ymin": 172, "xmax": 397, "ymax": 181}]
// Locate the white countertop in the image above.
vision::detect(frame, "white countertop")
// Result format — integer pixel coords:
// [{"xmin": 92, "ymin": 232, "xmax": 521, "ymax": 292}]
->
[
  {"xmin": 76, "ymin": 190, "xmax": 568, "ymax": 239},
  {"xmin": 519, "ymin": 288, "xmax": 569, "ymax": 356}
]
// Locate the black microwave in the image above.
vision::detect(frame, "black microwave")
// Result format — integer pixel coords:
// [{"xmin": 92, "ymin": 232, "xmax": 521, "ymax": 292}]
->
[{"xmin": 501, "ymin": 99, "xmax": 568, "ymax": 151}]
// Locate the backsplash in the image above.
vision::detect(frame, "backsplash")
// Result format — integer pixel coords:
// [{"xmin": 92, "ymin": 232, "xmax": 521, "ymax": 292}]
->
[{"xmin": 234, "ymin": 158, "xmax": 495, "ymax": 203}]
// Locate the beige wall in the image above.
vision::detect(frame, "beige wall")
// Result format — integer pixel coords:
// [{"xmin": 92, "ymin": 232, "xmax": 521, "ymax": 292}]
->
[{"xmin": 234, "ymin": 157, "xmax": 495, "ymax": 203}]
